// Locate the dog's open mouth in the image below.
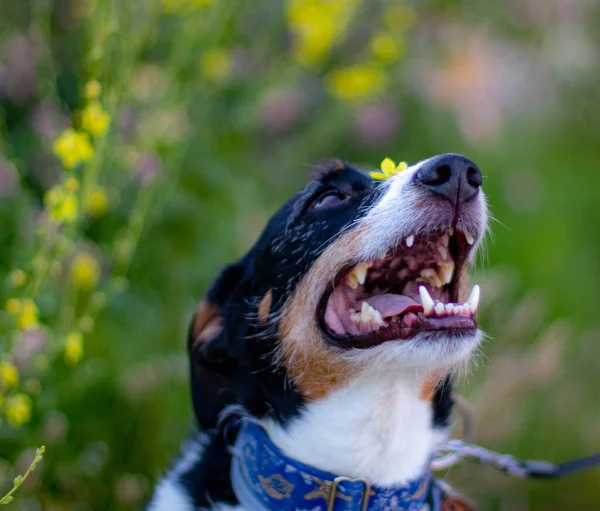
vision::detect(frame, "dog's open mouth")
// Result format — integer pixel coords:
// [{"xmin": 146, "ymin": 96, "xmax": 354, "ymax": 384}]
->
[{"xmin": 319, "ymin": 228, "xmax": 480, "ymax": 349}]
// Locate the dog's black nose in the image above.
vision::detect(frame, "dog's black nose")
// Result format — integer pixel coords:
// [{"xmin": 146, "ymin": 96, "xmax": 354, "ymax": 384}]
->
[{"xmin": 416, "ymin": 154, "xmax": 482, "ymax": 206}]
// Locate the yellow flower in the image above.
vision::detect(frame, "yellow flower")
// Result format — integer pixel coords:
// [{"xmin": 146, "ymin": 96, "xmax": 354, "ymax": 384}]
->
[
  {"xmin": 84, "ymin": 80, "xmax": 102, "ymax": 99},
  {"xmin": 5, "ymin": 298, "xmax": 21, "ymax": 316},
  {"xmin": 287, "ymin": 0, "xmax": 358, "ymax": 66},
  {"xmin": 5, "ymin": 394, "xmax": 32, "ymax": 426},
  {"xmin": 52, "ymin": 129, "xmax": 94, "ymax": 169},
  {"xmin": 71, "ymin": 253, "xmax": 100, "ymax": 290},
  {"xmin": 81, "ymin": 101, "xmax": 110, "ymax": 138},
  {"xmin": 384, "ymin": 5, "xmax": 416, "ymax": 31},
  {"xmin": 64, "ymin": 331, "xmax": 84, "ymax": 365},
  {"xmin": 64, "ymin": 177, "xmax": 79, "ymax": 193},
  {"xmin": 9, "ymin": 270, "xmax": 27, "ymax": 288},
  {"xmin": 84, "ymin": 186, "xmax": 109, "ymax": 217},
  {"xmin": 327, "ymin": 65, "xmax": 386, "ymax": 101},
  {"xmin": 44, "ymin": 186, "xmax": 79, "ymax": 224},
  {"xmin": 370, "ymin": 34, "xmax": 403, "ymax": 63},
  {"xmin": 0, "ymin": 362, "xmax": 19, "ymax": 389},
  {"xmin": 370, "ymin": 158, "xmax": 408, "ymax": 180},
  {"xmin": 201, "ymin": 49, "xmax": 232, "ymax": 82},
  {"xmin": 18, "ymin": 299, "xmax": 39, "ymax": 330}
]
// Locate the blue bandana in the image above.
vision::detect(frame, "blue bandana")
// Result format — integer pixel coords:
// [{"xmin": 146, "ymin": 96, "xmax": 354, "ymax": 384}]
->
[{"xmin": 230, "ymin": 421, "xmax": 433, "ymax": 511}]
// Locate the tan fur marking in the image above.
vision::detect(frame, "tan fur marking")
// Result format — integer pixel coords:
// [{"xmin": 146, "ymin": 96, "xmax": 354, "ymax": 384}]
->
[
  {"xmin": 419, "ymin": 376, "xmax": 439, "ymax": 402},
  {"xmin": 279, "ymin": 228, "xmax": 365, "ymax": 402},
  {"xmin": 191, "ymin": 300, "xmax": 222, "ymax": 347},
  {"xmin": 258, "ymin": 290, "xmax": 273, "ymax": 323}
]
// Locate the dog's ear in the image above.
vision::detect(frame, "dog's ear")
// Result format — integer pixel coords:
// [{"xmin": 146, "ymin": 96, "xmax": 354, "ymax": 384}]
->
[{"xmin": 188, "ymin": 256, "xmax": 251, "ymax": 428}]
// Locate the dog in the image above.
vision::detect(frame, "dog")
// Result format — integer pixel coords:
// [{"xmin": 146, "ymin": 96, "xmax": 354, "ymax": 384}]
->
[{"xmin": 148, "ymin": 153, "xmax": 488, "ymax": 511}]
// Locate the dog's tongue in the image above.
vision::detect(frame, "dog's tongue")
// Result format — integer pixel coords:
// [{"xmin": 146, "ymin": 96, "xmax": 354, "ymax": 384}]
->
[{"xmin": 364, "ymin": 294, "xmax": 421, "ymax": 319}]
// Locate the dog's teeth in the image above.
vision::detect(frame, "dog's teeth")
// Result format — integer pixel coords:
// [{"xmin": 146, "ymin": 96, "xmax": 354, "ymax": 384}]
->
[
  {"xmin": 359, "ymin": 301, "xmax": 382, "ymax": 324},
  {"xmin": 466, "ymin": 284, "xmax": 480, "ymax": 312},
  {"xmin": 346, "ymin": 262, "xmax": 369, "ymax": 288},
  {"xmin": 437, "ymin": 245, "xmax": 449, "ymax": 260},
  {"xmin": 420, "ymin": 268, "xmax": 442, "ymax": 288},
  {"xmin": 438, "ymin": 262, "xmax": 455, "ymax": 285},
  {"xmin": 448, "ymin": 227, "xmax": 454, "ymax": 236},
  {"xmin": 405, "ymin": 235, "xmax": 415, "ymax": 248},
  {"xmin": 434, "ymin": 302, "xmax": 445, "ymax": 315},
  {"xmin": 464, "ymin": 230, "xmax": 475, "ymax": 245},
  {"xmin": 354, "ymin": 262, "xmax": 369, "ymax": 285},
  {"xmin": 445, "ymin": 303, "xmax": 454, "ymax": 314},
  {"xmin": 441, "ymin": 233, "xmax": 450, "ymax": 247},
  {"xmin": 419, "ymin": 286, "xmax": 435, "ymax": 316}
]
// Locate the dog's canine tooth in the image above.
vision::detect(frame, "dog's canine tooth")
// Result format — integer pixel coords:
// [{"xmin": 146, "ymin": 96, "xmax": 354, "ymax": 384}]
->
[
  {"xmin": 440, "ymin": 233, "xmax": 450, "ymax": 247},
  {"xmin": 438, "ymin": 262, "xmax": 455, "ymax": 285},
  {"xmin": 355, "ymin": 262, "xmax": 369, "ymax": 285},
  {"xmin": 466, "ymin": 284, "xmax": 480, "ymax": 311},
  {"xmin": 345, "ymin": 262, "xmax": 369, "ymax": 288},
  {"xmin": 434, "ymin": 302, "xmax": 445, "ymax": 316},
  {"xmin": 419, "ymin": 286, "xmax": 435, "ymax": 316},
  {"xmin": 464, "ymin": 229, "xmax": 475, "ymax": 245},
  {"xmin": 405, "ymin": 235, "xmax": 415, "ymax": 248},
  {"xmin": 448, "ymin": 226, "xmax": 454, "ymax": 236}
]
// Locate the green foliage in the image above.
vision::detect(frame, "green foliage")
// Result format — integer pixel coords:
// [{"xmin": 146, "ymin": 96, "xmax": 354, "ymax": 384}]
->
[{"xmin": 1, "ymin": 0, "xmax": 599, "ymax": 509}]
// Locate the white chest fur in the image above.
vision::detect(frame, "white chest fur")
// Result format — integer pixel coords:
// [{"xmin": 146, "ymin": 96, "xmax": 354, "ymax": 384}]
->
[{"xmin": 262, "ymin": 369, "xmax": 436, "ymax": 487}]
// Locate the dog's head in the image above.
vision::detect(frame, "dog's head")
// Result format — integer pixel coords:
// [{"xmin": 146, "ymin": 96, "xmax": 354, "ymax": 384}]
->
[{"xmin": 189, "ymin": 154, "xmax": 488, "ymax": 427}]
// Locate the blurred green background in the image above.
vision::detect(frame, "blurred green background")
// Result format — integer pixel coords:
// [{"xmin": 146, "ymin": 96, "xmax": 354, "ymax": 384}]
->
[{"xmin": 0, "ymin": 0, "xmax": 599, "ymax": 509}]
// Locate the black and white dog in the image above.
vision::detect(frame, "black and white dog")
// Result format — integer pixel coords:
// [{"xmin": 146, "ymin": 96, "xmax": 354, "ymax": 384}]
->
[{"xmin": 149, "ymin": 154, "xmax": 488, "ymax": 510}]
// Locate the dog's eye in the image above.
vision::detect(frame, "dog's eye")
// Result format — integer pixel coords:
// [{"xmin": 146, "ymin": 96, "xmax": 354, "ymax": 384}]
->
[{"xmin": 310, "ymin": 191, "xmax": 347, "ymax": 210}]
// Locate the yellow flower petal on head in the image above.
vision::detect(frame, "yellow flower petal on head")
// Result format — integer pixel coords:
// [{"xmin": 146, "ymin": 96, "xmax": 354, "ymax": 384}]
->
[
  {"xmin": 380, "ymin": 158, "xmax": 396, "ymax": 175},
  {"xmin": 396, "ymin": 161, "xmax": 408, "ymax": 172},
  {"xmin": 370, "ymin": 171, "xmax": 389, "ymax": 180}
]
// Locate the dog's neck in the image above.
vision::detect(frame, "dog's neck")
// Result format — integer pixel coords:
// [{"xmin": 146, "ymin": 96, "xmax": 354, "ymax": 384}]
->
[{"xmin": 262, "ymin": 368, "xmax": 442, "ymax": 487}]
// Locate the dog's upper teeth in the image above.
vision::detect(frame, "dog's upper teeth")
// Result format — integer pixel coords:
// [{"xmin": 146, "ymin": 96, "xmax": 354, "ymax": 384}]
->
[
  {"xmin": 464, "ymin": 230, "xmax": 474, "ymax": 245},
  {"xmin": 419, "ymin": 286, "xmax": 435, "ymax": 316},
  {"xmin": 405, "ymin": 235, "xmax": 415, "ymax": 248},
  {"xmin": 420, "ymin": 268, "xmax": 442, "ymax": 288},
  {"xmin": 441, "ymin": 233, "xmax": 449, "ymax": 247},
  {"xmin": 448, "ymin": 227, "xmax": 454, "ymax": 236},
  {"xmin": 346, "ymin": 262, "xmax": 369, "ymax": 288},
  {"xmin": 466, "ymin": 284, "xmax": 480, "ymax": 311},
  {"xmin": 437, "ymin": 245, "xmax": 449, "ymax": 260},
  {"xmin": 438, "ymin": 262, "xmax": 455, "ymax": 285}
]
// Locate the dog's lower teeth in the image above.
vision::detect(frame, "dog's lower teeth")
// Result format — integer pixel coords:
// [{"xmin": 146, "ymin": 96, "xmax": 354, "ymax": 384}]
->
[{"xmin": 434, "ymin": 302, "xmax": 445, "ymax": 315}]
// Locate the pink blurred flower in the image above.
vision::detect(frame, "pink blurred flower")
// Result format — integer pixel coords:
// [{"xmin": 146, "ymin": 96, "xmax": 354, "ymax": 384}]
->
[
  {"xmin": 354, "ymin": 101, "xmax": 401, "ymax": 148},
  {"xmin": 132, "ymin": 153, "xmax": 161, "ymax": 187},
  {"xmin": 259, "ymin": 88, "xmax": 307, "ymax": 133},
  {"xmin": 0, "ymin": 34, "xmax": 37, "ymax": 104}
]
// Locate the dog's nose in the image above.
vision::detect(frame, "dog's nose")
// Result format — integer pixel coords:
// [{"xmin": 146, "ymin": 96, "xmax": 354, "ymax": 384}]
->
[{"xmin": 416, "ymin": 154, "xmax": 482, "ymax": 206}]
